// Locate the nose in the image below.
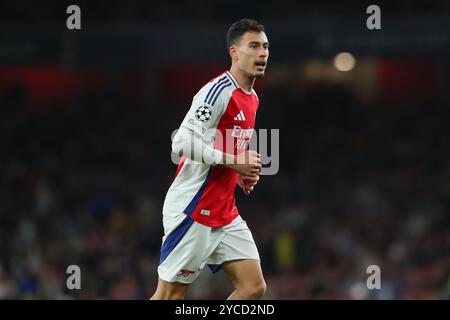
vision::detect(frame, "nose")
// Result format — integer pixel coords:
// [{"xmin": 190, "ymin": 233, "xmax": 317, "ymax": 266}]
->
[{"xmin": 259, "ymin": 48, "xmax": 268, "ymax": 58}]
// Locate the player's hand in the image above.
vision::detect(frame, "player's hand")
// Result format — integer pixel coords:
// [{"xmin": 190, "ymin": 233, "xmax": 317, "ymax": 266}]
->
[
  {"xmin": 223, "ymin": 150, "xmax": 261, "ymax": 177},
  {"xmin": 238, "ymin": 174, "xmax": 260, "ymax": 195}
]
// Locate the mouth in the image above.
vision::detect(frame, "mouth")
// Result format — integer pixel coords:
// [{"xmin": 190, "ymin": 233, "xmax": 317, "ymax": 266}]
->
[{"xmin": 254, "ymin": 61, "xmax": 267, "ymax": 71}]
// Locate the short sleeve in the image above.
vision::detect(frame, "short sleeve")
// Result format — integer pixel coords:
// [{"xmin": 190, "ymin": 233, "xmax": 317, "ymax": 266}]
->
[{"xmin": 179, "ymin": 77, "xmax": 232, "ymax": 136}]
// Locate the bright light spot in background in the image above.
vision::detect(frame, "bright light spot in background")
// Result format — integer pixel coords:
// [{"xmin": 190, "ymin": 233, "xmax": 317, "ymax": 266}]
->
[{"xmin": 334, "ymin": 52, "xmax": 356, "ymax": 72}]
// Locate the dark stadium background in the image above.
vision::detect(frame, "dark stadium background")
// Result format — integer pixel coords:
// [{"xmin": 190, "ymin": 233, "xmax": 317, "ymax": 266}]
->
[{"xmin": 0, "ymin": 0, "xmax": 449, "ymax": 299}]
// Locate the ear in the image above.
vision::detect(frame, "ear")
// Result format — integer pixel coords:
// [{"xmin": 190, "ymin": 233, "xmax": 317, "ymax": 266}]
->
[{"xmin": 229, "ymin": 45, "xmax": 238, "ymax": 61}]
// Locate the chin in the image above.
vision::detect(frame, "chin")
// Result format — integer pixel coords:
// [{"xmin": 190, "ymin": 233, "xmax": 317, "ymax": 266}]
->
[{"xmin": 255, "ymin": 71, "xmax": 265, "ymax": 78}]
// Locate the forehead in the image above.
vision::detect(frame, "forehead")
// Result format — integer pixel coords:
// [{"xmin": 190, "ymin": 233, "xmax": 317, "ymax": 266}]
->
[{"xmin": 239, "ymin": 31, "xmax": 268, "ymax": 44}]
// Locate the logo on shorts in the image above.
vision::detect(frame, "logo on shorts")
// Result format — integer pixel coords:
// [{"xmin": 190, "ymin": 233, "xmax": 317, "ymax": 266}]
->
[{"xmin": 178, "ymin": 269, "xmax": 196, "ymax": 277}]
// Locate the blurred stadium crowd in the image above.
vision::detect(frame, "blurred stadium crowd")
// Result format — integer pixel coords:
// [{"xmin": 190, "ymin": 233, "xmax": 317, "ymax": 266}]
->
[
  {"xmin": 2, "ymin": 0, "xmax": 450, "ymax": 26},
  {"xmin": 1, "ymin": 0, "xmax": 450, "ymax": 300},
  {"xmin": 0, "ymin": 65, "xmax": 449, "ymax": 299}
]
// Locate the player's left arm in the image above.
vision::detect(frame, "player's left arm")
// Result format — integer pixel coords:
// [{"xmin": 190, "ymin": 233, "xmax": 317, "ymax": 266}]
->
[{"xmin": 237, "ymin": 172, "xmax": 260, "ymax": 195}]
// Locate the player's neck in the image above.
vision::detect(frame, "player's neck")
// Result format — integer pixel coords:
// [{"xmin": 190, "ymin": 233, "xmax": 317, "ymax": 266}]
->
[{"xmin": 229, "ymin": 67, "xmax": 255, "ymax": 92}]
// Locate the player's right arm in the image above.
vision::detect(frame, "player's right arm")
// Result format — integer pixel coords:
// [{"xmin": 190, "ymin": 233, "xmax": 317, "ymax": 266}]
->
[
  {"xmin": 171, "ymin": 81, "xmax": 261, "ymax": 176},
  {"xmin": 221, "ymin": 150, "xmax": 262, "ymax": 177}
]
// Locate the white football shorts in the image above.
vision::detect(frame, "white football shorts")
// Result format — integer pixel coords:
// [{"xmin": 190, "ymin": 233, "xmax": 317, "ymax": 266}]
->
[{"xmin": 157, "ymin": 213, "xmax": 260, "ymax": 284}]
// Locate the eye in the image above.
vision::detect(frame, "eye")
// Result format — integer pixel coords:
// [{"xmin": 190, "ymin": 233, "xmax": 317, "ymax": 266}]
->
[{"xmin": 250, "ymin": 44, "xmax": 258, "ymax": 49}]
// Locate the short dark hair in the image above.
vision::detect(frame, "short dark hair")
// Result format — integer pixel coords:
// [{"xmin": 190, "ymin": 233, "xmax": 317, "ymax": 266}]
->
[{"xmin": 226, "ymin": 19, "xmax": 265, "ymax": 48}]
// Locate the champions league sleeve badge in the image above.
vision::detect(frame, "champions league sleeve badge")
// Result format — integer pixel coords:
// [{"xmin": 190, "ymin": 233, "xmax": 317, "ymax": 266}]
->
[{"xmin": 195, "ymin": 105, "xmax": 212, "ymax": 122}]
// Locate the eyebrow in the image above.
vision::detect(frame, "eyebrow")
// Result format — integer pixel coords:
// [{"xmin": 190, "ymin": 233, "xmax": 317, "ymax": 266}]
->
[{"xmin": 248, "ymin": 41, "xmax": 270, "ymax": 46}]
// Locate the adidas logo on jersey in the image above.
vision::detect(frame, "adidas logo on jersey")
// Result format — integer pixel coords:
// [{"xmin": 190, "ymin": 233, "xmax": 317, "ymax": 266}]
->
[{"xmin": 233, "ymin": 110, "xmax": 246, "ymax": 121}]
